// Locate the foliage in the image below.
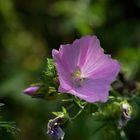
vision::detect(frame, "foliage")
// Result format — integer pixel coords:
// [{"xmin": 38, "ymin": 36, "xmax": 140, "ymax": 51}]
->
[
  {"xmin": 28, "ymin": 58, "xmax": 140, "ymax": 140},
  {"xmin": 0, "ymin": 0, "xmax": 140, "ymax": 140},
  {"xmin": 0, "ymin": 104, "xmax": 20, "ymax": 140}
]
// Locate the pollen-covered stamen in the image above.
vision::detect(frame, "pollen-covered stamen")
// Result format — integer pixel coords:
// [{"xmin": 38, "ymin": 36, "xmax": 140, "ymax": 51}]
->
[
  {"xmin": 71, "ymin": 68, "xmax": 85, "ymax": 87},
  {"xmin": 72, "ymin": 69, "xmax": 81, "ymax": 78}
]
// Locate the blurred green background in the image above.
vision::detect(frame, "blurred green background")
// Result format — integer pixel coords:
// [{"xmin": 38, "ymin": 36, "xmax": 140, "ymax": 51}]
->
[{"xmin": 0, "ymin": 0, "xmax": 140, "ymax": 140}]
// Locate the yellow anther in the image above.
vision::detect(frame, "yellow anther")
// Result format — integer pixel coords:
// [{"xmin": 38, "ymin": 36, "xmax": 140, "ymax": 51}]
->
[{"xmin": 72, "ymin": 70, "xmax": 81, "ymax": 78}]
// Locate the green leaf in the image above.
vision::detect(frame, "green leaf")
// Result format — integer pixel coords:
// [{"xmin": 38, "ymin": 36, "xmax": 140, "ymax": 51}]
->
[
  {"xmin": 52, "ymin": 112, "xmax": 65, "ymax": 118},
  {"xmin": 52, "ymin": 107, "xmax": 69, "ymax": 120},
  {"xmin": 0, "ymin": 121, "xmax": 21, "ymax": 139},
  {"xmin": 32, "ymin": 58, "xmax": 59, "ymax": 100},
  {"xmin": 44, "ymin": 58, "xmax": 57, "ymax": 81}
]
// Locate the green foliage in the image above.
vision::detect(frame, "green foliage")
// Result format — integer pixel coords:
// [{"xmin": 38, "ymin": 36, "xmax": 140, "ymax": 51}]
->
[
  {"xmin": 43, "ymin": 58, "xmax": 58, "ymax": 86},
  {"xmin": 32, "ymin": 58, "xmax": 59, "ymax": 99},
  {"xmin": 92, "ymin": 102, "xmax": 120, "ymax": 121},
  {"xmin": 42, "ymin": 58, "xmax": 58, "ymax": 98},
  {"xmin": 50, "ymin": 0, "xmax": 107, "ymax": 35},
  {"xmin": 0, "ymin": 104, "xmax": 20, "ymax": 140},
  {"xmin": 52, "ymin": 107, "xmax": 70, "ymax": 121},
  {"xmin": 0, "ymin": 121, "xmax": 21, "ymax": 140},
  {"xmin": 0, "ymin": 0, "xmax": 140, "ymax": 140},
  {"xmin": 44, "ymin": 59, "xmax": 57, "ymax": 81}
]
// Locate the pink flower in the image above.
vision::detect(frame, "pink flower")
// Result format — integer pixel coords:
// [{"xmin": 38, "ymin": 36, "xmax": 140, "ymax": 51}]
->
[{"xmin": 52, "ymin": 35, "xmax": 120, "ymax": 103}]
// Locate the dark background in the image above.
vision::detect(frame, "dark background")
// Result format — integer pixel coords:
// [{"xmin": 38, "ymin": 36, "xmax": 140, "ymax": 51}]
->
[{"xmin": 0, "ymin": 0, "xmax": 140, "ymax": 139}]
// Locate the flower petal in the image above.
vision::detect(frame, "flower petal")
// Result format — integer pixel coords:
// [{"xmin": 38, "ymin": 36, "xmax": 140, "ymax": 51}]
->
[
  {"xmin": 52, "ymin": 49, "xmax": 72, "ymax": 91},
  {"xmin": 79, "ymin": 36, "xmax": 104, "ymax": 73},
  {"xmin": 83, "ymin": 54, "xmax": 120, "ymax": 82},
  {"xmin": 58, "ymin": 36, "xmax": 102, "ymax": 72},
  {"xmin": 64, "ymin": 78, "xmax": 110, "ymax": 103}
]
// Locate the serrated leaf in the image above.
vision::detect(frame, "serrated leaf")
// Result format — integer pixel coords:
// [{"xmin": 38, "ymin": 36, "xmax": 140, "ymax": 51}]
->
[{"xmin": 44, "ymin": 58, "xmax": 57, "ymax": 78}]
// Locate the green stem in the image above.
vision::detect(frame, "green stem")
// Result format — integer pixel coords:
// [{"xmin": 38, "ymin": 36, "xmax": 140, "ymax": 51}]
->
[
  {"xmin": 70, "ymin": 103, "xmax": 87, "ymax": 120},
  {"xmin": 70, "ymin": 109, "xmax": 83, "ymax": 120},
  {"xmin": 73, "ymin": 96, "xmax": 86, "ymax": 109}
]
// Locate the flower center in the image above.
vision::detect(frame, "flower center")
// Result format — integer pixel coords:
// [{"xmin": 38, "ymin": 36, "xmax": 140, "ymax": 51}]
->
[
  {"xmin": 72, "ymin": 70, "xmax": 81, "ymax": 78},
  {"xmin": 71, "ymin": 69, "xmax": 85, "ymax": 87}
]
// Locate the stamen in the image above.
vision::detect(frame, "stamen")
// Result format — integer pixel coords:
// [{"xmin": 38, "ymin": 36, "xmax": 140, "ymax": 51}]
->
[
  {"xmin": 72, "ymin": 70, "xmax": 81, "ymax": 78},
  {"xmin": 71, "ymin": 68, "xmax": 85, "ymax": 87}
]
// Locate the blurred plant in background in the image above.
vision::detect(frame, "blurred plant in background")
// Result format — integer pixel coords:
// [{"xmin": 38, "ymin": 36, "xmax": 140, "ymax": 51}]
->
[
  {"xmin": 0, "ymin": 103, "xmax": 20, "ymax": 140},
  {"xmin": 0, "ymin": 0, "xmax": 140, "ymax": 140}
]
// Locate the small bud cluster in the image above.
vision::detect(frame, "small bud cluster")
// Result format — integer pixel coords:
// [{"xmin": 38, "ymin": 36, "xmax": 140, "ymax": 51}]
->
[
  {"xmin": 119, "ymin": 103, "xmax": 132, "ymax": 128},
  {"xmin": 47, "ymin": 117, "xmax": 65, "ymax": 140}
]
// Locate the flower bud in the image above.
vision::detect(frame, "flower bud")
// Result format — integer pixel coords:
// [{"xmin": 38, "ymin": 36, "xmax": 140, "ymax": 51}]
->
[
  {"xmin": 23, "ymin": 86, "xmax": 39, "ymax": 96},
  {"xmin": 47, "ymin": 117, "xmax": 65, "ymax": 140},
  {"xmin": 119, "ymin": 102, "xmax": 132, "ymax": 128}
]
